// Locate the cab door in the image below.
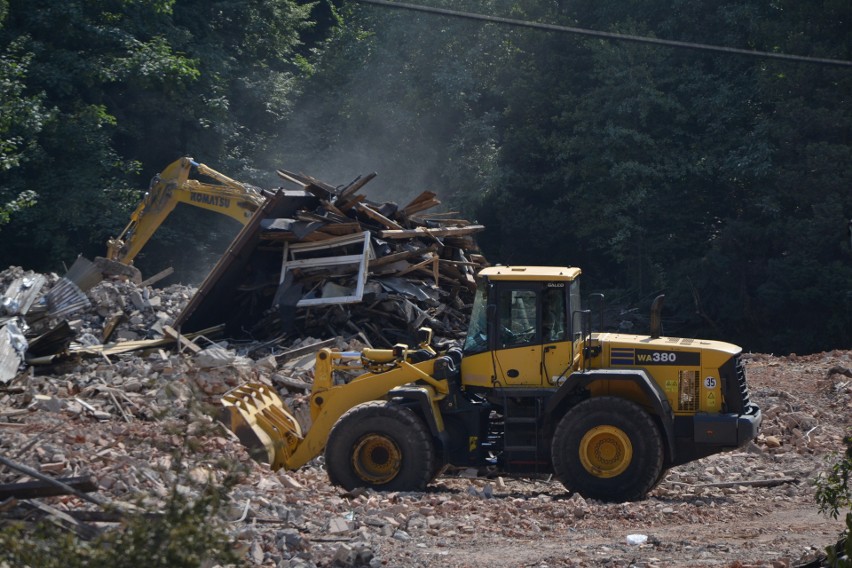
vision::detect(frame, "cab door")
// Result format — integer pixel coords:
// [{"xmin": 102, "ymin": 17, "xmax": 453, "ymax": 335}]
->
[
  {"xmin": 493, "ymin": 285, "xmax": 542, "ymax": 386},
  {"xmin": 541, "ymin": 284, "xmax": 574, "ymax": 385}
]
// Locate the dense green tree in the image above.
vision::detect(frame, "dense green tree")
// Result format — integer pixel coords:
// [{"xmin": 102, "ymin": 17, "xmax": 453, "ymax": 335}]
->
[
  {"xmin": 0, "ymin": 0, "xmax": 325, "ymax": 274},
  {"xmin": 0, "ymin": 7, "xmax": 46, "ymax": 226},
  {"xmin": 271, "ymin": 0, "xmax": 850, "ymax": 353},
  {"xmin": 0, "ymin": 0, "xmax": 848, "ymax": 352}
]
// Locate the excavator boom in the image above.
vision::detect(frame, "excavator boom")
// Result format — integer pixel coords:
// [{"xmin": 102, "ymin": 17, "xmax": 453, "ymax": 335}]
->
[{"xmin": 106, "ymin": 157, "xmax": 265, "ymax": 264}]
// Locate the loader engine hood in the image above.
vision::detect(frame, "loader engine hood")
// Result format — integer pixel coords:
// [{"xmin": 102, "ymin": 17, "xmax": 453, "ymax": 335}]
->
[
  {"xmin": 591, "ymin": 332, "xmax": 753, "ymax": 415},
  {"xmin": 593, "ymin": 332, "xmax": 740, "ymax": 369}
]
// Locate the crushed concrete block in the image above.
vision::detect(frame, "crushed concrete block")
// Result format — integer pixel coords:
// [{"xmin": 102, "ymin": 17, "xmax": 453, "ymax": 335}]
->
[{"xmin": 328, "ymin": 516, "xmax": 353, "ymax": 534}]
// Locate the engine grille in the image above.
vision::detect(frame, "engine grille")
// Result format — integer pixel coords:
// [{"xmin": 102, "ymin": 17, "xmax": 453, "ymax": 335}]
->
[
  {"xmin": 677, "ymin": 370, "xmax": 700, "ymax": 412},
  {"xmin": 721, "ymin": 355, "xmax": 751, "ymax": 413}
]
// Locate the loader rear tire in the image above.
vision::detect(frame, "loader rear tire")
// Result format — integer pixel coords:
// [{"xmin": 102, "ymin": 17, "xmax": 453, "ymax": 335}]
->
[
  {"xmin": 551, "ymin": 396, "xmax": 663, "ymax": 502},
  {"xmin": 325, "ymin": 401, "xmax": 435, "ymax": 492}
]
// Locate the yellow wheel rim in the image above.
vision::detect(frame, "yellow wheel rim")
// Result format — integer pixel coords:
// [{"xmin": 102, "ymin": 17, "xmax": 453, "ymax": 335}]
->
[
  {"xmin": 351, "ymin": 434, "xmax": 402, "ymax": 484},
  {"xmin": 578, "ymin": 425, "xmax": 632, "ymax": 478}
]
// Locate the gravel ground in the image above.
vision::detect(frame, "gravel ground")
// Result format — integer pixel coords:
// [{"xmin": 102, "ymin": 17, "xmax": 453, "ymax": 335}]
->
[{"xmin": 2, "ymin": 273, "xmax": 851, "ymax": 567}]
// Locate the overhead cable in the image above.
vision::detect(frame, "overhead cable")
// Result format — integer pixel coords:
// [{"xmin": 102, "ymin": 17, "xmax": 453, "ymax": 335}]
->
[{"xmin": 351, "ymin": 0, "xmax": 852, "ymax": 68}]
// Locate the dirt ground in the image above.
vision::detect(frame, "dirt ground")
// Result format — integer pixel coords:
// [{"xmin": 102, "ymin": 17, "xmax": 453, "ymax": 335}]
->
[{"xmin": 2, "ymin": 341, "xmax": 851, "ymax": 567}]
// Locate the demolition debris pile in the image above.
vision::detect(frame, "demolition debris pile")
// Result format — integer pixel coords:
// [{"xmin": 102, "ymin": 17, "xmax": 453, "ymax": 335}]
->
[
  {"xmin": 0, "ymin": 282, "xmax": 850, "ymax": 568},
  {"xmin": 173, "ymin": 168, "xmax": 488, "ymax": 350},
  {"xmin": 1, "ymin": 168, "xmax": 489, "ymax": 383},
  {"xmin": 0, "ymin": 169, "xmax": 495, "ymax": 565}
]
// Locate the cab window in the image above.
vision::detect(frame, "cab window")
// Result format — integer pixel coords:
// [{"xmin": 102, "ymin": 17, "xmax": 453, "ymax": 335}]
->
[
  {"xmin": 498, "ymin": 288, "xmax": 538, "ymax": 348},
  {"xmin": 462, "ymin": 281, "xmax": 489, "ymax": 353},
  {"xmin": 543, "ymin": 286, "xmax": 568, "ymax": 342}
]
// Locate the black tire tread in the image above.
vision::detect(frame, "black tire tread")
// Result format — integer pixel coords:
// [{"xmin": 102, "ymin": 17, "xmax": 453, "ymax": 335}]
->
[
  {"xmin": 325, "ymin": 400, "xmax": 435, "ymax": 491},
  {"xmin": 551, "ymin": 396, "xmax": 664, "ymax": 502}
]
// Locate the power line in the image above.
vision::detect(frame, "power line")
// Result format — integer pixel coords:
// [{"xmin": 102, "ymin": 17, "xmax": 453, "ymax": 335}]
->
[{"xmin": 351, "ymin": 0, "xmax": 852, "ymax": 68}]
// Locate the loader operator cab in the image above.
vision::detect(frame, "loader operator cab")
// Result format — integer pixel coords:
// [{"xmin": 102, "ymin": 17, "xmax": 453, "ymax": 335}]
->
[{"xmin": 461, "ymin": 266, "xmax": 585, "ymax": 388}]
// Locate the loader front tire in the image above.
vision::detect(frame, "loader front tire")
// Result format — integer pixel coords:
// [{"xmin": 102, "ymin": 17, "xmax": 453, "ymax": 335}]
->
[
  {"xmin": 325, "ymin": 401, "xmax": 435, "ymax": 492},
  {"xmin": 552, "ymin": 396, "xmax": 663, "ymax": 502}
]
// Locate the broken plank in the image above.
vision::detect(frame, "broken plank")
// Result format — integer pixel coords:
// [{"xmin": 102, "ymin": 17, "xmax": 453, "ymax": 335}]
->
[
  {"xmin": 0, "ymin": 475, "xmax": 99, "ymax": 500},
  {"xmin": 102, "ymin": 313, "xmax": 125, "ymax": 343},
  {"xmin": 274, "ymin": 337, "xmax": 338, "ymax": 363},
  {"xmin": 163, "ymin": 325, "xmax": 202, "ymax": 354},
  {"xmin": 411, "ymin": 217, "xmax": 469, "ymax": 226},
  {"xmin": 317, "ymin": 222, "xmax": 363, "ymax": 236},
  {"xmin": 336, "ymin": 194, "xmax": 366, "ymax": 214},
  {"xmin": 23, "ymin": 500, "xmax": 100, "ymax": 540},
  {"xmin": 320, "ymin": 199, "xmax": 348, "ymax": 219},
  {"xmin": 379, "ymin": 225, "xmax": 485, "ymax": 239},
  {"xmin": 370, "ymin": 245, "xmax": 439, "ymax": 268},
  {"xmin": 0, "ymin": 456, "xmax": 109, "ymax": 508},
  {"xmin": 401, "ymin": 190, "xmax": 437, "ymax": 210},
  {"xmin": 139, "ymin": 267, "xmax": 174, "ymax": 287},
  {"xmin": 694, "ymin": 477, "xmax": 797, "ymax": 489},
  {"xmin": 395, "ymin": 254, "xmax": 439, "ymax": 287},
  {"xmin": 305, "ymin": 183, "xmax": 334, "ymax": 201},
  {"xmin": 354, "ymin": 202, "xmax": 403, "ymax": 230},
  {"xmin": 402, "ymin": 194, "xmax": 441, "ymax": 217},
  {"xmin": 276, "ymin": 169, "xmax": 308, "ymax": 188},
  {"xmin": 335, "ymin": 172, "xmax": 377, "ymax": 204}
]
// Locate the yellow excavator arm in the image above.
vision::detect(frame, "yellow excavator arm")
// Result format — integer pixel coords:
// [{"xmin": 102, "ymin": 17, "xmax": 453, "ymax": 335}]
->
[{"xmin": 106, "ymin": 157, "xmax": 266, "ymax": 264}]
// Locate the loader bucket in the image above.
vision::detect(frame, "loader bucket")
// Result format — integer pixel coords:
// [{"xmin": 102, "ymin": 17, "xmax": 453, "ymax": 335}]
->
[{"xmin": 219, "ymin": 383, "xmax": 303, "ymax": 471}]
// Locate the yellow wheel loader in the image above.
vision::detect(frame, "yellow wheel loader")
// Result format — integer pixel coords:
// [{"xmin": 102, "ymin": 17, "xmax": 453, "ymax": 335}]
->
[{"xmin": 221, "ymin": 265, "xmax": 762, "ymax": 502}]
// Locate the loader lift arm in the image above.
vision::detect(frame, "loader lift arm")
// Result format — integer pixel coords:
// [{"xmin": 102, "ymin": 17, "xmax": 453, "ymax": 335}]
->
[
  {"xmin": 220, "ymin": 336, "xmax": 448, "ymax": 472},
  {"xmin": 106, "ymin": 157, "xmax": 266, "ymax": 264}
]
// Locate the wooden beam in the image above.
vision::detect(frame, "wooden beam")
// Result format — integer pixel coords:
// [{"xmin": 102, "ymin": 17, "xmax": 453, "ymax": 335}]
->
[
  {"xmin": 395, "ymin": 254, "xmax": 440, "ymax": 286},
  {"xmin": 140, "ymin": 267, "xmax": 174, "ymax": 287},
  {"xmin": 163, "ymin": 325, "xmax": 202, "ymax": 354},
  {"xmin": 335, "ymin": 172, "xmax": 377, "ymax": 204},
  {"xmin": 276, "ymin": 169, "xmax": 307, "ymax": 188},
  {"xmin": 0, "ymin": 475, "xmax": 98, "ymax": 500},
  {"xmin": 401, "ymin": 190, "xmax": 436, "ymax": 210},
  {"xmin": 354, "ymin": 202, "xmax": 403, "ymax": 230},
  {"xmin": 401, "ymin": 191, "xmax": 441, "ymax": 216},
  {"xmin": 337, "ymin": 194, "xmax": 366, "ymax": 214},
  {"xmin": 379, "ymin": 225, "xmax": 485, "ymax": 239},
  {"xmin": 370, "ymin": 244, "xmax": 438, "ymax": 268},
  {"xmin": 0, "ymin": 456, "xmax": 109, "ymax": 508},
  {"xmin": 317, "ymin": 222, "xmax": 363, "ymax": 236}
]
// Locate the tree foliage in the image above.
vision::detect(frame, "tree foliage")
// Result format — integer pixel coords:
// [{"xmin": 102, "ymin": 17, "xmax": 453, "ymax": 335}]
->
[
  {"xmin": 0, "ymin": 0, "xmax": 849, "ymax": 353},
  {"xmin": 0, "ymin": 0, "xmax": 325, "ymax": 274},
  {"xmin": 272, "ymin": 0, "xmax": 851, "ymax": 354},
  {"xmin": 815, "ymin": 434, "xmax": 852, "ymax": 566}
]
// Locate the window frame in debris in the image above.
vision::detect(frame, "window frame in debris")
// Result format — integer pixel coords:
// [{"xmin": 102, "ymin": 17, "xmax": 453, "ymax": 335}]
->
[{"xmin": 279, "ymin": 231, "xmax": 374, "ymax": 307}]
